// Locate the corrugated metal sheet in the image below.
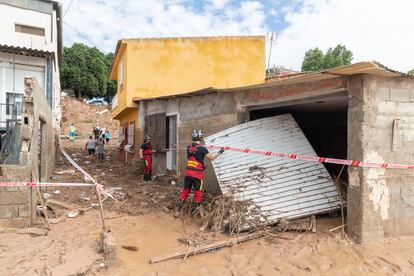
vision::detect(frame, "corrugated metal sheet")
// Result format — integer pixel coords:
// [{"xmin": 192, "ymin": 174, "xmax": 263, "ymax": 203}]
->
[
  {"xmin": 0, "ymin": 44, "xmax": 53, "ymax": 58},
  {"xmin": 205, "ymin": 114, "xmax": 341, "ymax": 226}
]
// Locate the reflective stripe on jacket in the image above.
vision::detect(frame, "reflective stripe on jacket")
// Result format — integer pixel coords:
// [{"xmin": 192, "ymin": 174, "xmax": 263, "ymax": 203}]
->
[{"xmin": 185, "ymin": 144, "xmax": 205, "ymax": 180}]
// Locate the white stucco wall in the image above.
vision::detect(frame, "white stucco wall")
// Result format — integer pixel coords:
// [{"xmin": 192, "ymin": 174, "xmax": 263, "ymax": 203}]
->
[
  {"xmin": 0, "ymin": 3, "xmax": 57, "ymax": 53},
  {"xmin": 0, "ymin": 2, "xmax": 61, "ymax": 130}
]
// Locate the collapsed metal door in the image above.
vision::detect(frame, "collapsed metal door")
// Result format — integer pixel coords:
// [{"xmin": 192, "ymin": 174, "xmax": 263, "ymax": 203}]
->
[{"xmin": 205, "ymin": 114, "xmax": 341, "ymax": 226}]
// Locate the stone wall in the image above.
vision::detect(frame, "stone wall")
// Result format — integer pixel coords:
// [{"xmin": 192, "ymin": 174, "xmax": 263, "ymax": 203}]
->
[
  {"xmin": 347, "ymin": 75, "xmax": 414, "ymax": 243},
  {"xmin": 0, "ymin": 77, "xmax": 56, "ymax": 226}
]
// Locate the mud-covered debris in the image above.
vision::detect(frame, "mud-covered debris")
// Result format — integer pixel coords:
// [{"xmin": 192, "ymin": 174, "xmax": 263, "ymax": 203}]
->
[
  {"xmin": 68, "ymin": 211, "xmax": 79, "ymax": 218},
  {"xmin": 121, "ymin": 245, "xmax": 139, "ymax": 252},
  {"xmin": 17, "ymin": 227, "xmax": 48, "ymax": 237}
]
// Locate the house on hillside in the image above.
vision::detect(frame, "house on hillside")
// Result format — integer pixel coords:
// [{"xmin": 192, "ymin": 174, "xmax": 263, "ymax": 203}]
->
[
  {"xmin": 108, "ymin": 36, "xmax": 266, "ymax": 162},
  {"xmin": 0, "ymin": 0, "xmax": 62, "ymax": 226}
]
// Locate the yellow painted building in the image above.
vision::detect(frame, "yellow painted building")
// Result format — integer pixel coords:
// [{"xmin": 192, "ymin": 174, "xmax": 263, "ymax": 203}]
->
[{"xmin": 108, "ymin": 36, "xmax": 265, "ymax": 147}]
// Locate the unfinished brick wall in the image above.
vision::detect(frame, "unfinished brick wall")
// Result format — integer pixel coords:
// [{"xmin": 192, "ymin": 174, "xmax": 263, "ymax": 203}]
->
[
  {"xmin": 0, "ymin": 77, "xmax": 57, "ymax": 226},
  {"xmin": 347, "ymin": 75, "xmax": 414, "ymax": 242}
]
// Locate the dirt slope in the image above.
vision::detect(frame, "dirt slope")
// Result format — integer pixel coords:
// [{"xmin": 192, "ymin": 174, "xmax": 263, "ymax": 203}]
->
[{"xmin": 60, "ymin": 96, "xmax": 119, "ymax": 138}]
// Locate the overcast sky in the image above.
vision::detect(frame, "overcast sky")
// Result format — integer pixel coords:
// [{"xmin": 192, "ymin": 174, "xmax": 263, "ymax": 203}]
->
[{"xmin": 60, "ymin": 0, "xmax": 414, "ymax": 72}]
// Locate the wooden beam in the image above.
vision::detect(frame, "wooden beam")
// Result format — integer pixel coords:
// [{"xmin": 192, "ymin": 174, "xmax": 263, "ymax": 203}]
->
[{"xmin": 149, "ymin": 232, "xmax": 264, "ymax": 264}]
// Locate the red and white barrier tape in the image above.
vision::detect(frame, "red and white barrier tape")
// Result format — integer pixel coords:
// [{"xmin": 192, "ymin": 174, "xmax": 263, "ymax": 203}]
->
[
  {"xmin": 60, "ymin": 148, "xmax": 115, "ymax": 200},
  {"xmin": 0, "ymin": 149, "xmax": 115, "ymax": 200},
  {"xmin": 0, "ymin": 181, "xmax": 94, "ymax": 187},
  {"xmin": 206, "ymin": 144, "xmax": 414, "ymax": 170}
]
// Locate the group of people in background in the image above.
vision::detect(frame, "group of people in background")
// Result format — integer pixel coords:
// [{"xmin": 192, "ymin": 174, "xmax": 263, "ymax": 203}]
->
[
  {"xmin": 85, "ymin": 126, "xmax": 111, "ymax": 162},
  {"xmin": 93, "ymin": 126, "xmax": 110, "ymax": 144}
]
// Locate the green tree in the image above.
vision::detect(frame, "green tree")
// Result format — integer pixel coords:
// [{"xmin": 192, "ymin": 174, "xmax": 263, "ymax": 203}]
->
[
  {"xmin": 104, "ymin": 52, "xmax": 117, "ymax": 101},
  {"xmin": 301, "ymin": 48, "xmax": 324, "ymax": 71},
  {"xmin": 301, "ymin": 44, "xmax": 353, "ymax": 71},
  {"xmin": 408, "ymin": 69, "xmax": 414, "ymax": 75},
  {"xmin": 60, "ymin": 43, "xmax": 116, "ymax": 99}
]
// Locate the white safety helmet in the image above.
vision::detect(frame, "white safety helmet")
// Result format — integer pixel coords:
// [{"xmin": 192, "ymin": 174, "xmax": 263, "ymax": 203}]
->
[{"xmin": 191, "ymin": 129, "xmax": 204, "ymax": 141}]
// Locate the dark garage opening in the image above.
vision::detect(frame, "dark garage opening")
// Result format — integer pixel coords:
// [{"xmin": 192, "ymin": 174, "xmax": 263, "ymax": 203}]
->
[{"xmin": 249, "ymin": 92, "xmax": 348, "ymax": 182}]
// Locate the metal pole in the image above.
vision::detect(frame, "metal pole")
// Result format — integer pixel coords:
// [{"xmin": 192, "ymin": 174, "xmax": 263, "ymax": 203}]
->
[{"xmin": 267, "ymin": 32, "xmax": 277, "ymax": 70}]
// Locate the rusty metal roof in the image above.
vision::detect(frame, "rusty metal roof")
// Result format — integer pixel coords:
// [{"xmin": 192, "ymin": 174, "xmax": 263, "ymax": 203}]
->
[{"xmin": 205, "ymin": 114, "xmax": 341, "ymax": 226}]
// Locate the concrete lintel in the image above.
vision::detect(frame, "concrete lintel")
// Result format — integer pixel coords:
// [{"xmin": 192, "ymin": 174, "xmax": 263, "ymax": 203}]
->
[
  {"xmin": 244, "ymin": 89, "xmax": 347, "ymax": 111},
  {"xmin": 243, "ymin": 77, "xmax": 347, "ymax": 106}
]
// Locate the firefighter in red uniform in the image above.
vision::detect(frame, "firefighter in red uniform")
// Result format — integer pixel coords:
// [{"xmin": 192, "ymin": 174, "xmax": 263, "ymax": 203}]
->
[
  {"xmin": 139, "ymin": 135, "xmax": 156, "ymax": 181},
  {"xmin": 178, "ymin": 129, "xmax": 224, "ymax": 210}
]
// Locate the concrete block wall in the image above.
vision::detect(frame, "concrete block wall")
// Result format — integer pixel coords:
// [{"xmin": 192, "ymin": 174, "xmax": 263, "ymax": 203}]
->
[
  {"xmin": 144, "ymin": 92, "xmax": 241, "ymax": 194},
  {"xmin": 0, "ymin": 77, "xmax": 57, "ymax": 224},
  {"xmin": 0, "ymin": 166, "xmax": 31, "ymax": 220},
  {"xmin": 347, "ymin": 75, "xmax": 414, "ymax": 243},
  {"xmin": 178, "ymin": 113, "xmax": 240, "ymax": 194}
]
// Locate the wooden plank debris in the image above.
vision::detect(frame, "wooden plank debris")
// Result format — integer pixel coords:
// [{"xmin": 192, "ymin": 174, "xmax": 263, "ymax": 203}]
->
[
  {"xmin": 122, "ymin": 245, "xmax": 139, "ymax": 252},
  {"xmin": 311, "ymin": 216, "xmax": 317, "ymax": 233},
  {"xmin": 149, "ymin": 232, "xmax": 264, "ymax": 264},
  {"xmin": 377, "ymin": 256, "xmax": 402, "ymax": 272}
]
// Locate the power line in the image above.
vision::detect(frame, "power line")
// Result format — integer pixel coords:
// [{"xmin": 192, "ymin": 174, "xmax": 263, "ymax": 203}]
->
[
  {"xmin": 63, "ymin": 0, "xmax": 75, "ymax": 18},
  {"xmin": 63, "ymin": 21, "xmax": 107, "ymax": 53}
]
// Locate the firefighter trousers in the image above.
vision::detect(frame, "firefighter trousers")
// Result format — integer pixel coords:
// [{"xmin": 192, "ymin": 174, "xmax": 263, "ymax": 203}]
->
[{"xmin": 179, "ymin": 176, "xmax": 204, "ymax": 203}]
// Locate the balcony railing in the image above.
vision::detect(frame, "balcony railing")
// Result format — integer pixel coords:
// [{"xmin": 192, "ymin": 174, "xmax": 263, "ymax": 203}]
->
[
  {"xmin": 0, "ymin": 103, "xmax": 21, "ymax": 164},
  {"xmin": 0, "ymin": 103, "xmax": 18, "ymax": 126}
]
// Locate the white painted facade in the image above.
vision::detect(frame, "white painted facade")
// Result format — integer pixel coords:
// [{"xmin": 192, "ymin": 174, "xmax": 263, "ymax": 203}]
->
[
  {"xmin": 0, "ymin": 3, "xmax": 58, "ymax": 52},
  {"xmin": 0, "ymin": 0, "xmax": 61, "ymax": 130}
]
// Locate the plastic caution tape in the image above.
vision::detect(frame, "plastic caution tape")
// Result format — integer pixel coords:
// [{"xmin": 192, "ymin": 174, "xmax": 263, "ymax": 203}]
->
[
  {"xmin": 0, "ymin": 181, "xmax": 94, "ymax": 187},
  {"xmin": 60, "ymin": 148, "xmax": 115, "ymax": 200},
  {"xmin": 206, "ymin": 144, "xmax": 414, "ymax": 170}
]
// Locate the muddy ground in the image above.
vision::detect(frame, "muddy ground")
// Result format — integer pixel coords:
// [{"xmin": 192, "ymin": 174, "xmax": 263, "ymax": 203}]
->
[{"xmin": 2, "ymin": 139, "xmax": 414, "ymax": 275}]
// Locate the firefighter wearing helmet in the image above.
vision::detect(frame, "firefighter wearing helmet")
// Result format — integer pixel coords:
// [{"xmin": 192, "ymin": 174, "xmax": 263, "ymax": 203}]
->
[
  {"xmin": 139, "ymin": 134, "xmax": 156, "ymax": 181},
  {"xmin": 178, "ymin": 129, "xmax": 224, "ymax": 211}
]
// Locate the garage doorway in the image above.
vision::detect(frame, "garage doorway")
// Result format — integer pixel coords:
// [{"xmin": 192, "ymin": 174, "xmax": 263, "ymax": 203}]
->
[{"xmin": 249, "ymin": 91, "xmax": 348, "ymax": 182}]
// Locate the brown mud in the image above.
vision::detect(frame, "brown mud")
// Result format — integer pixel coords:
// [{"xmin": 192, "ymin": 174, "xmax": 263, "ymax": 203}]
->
[{"xmin": 1, "ymin": 99, "xmax": 414, "ymax": 275}]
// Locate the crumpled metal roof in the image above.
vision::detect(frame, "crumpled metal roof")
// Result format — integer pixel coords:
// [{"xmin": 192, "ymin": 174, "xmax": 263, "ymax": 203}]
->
[{"xmin": 205, "ymin": 114, "xmax": 341, "ymax": 226}]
